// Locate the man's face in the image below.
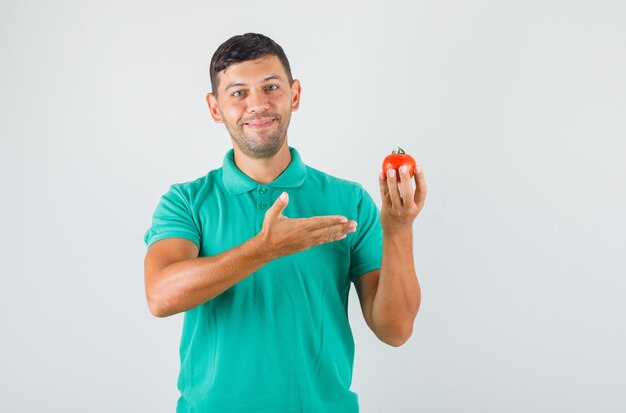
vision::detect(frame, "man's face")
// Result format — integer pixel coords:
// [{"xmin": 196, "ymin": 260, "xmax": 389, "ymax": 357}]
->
[{"xmin": 207, "ymin": 55, "xmax": 301, "ymax": 159}]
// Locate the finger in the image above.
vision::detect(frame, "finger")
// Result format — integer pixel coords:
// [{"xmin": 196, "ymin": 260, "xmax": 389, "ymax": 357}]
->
[
  {"xmin": 413, "ymin": 165, "xmax": 427, "ymax": 206},
  {"xmin": 311, "ymin": 220, "xmax": 357, "ymax": 244},
  {"xmin": 302, "ymin": 215, "xmax": 348, "ymax": 231},
  {"xmin": 378, "ymin": 172, "xmax": 391, "ymax": 207},
  {"xmin": 265, "ymin": 192, "xmax": 289, "ymax": 220},
  {"xmin": 398, "ymin": 165, "xmax": 414, "ymax": 206},
  {"xmin": 386, "ymin": 168, "xmax": 402, "ymax": 207}
]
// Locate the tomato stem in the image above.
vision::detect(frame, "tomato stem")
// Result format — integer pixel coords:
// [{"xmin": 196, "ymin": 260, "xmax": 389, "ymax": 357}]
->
[{"xmin": 392, "ymin": 147, "xmax": 406, "ymax": 155}]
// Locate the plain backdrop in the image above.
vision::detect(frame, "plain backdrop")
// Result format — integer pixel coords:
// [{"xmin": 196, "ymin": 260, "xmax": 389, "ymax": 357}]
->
[{"xmin": 1, "ymin": 0, "xmax": 625, "ymax": 412}]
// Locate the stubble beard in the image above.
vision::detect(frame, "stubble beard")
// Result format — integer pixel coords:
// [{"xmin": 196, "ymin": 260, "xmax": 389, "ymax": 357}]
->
[{"xmin": 226, "ymin": 113, "xmax": 291, "ymax": 159}]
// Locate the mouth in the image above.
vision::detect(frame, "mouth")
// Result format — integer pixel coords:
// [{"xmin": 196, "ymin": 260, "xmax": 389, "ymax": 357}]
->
[{"xmin": 242, "ymin": 118, "xmax": 276, "ymax": 129}]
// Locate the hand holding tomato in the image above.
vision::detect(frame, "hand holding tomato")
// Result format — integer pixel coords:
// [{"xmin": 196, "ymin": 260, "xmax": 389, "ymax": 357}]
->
[{"xmin": 378, "ymin": 147, "xmax": 427, "ymax": 233}]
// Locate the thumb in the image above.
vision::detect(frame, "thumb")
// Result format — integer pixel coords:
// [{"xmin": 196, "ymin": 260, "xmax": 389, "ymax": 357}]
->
[{"xmin": 265, "ymin": 192, "xmax": 289, "ymax": 220}]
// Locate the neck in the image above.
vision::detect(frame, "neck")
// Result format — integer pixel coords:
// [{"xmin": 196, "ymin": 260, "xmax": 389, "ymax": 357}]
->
[{"xmin": 232, "ymin": 140, "xmax": 292, "ymax": 184}]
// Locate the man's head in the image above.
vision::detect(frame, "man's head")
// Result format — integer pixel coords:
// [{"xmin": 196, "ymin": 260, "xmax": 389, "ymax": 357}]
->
[{"xmin": 206, "ymin": 33, "xmax": 301, "ymax": 159}]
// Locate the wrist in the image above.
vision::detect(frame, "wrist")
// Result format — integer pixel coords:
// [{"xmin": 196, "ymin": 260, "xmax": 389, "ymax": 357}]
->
[
  {"xmin": 248, "ymin": 231, "xmax": 282, "ymax": 263},
  {"xmin": 382, "ymin": 225, "xmax": 413, "ymax": 241}
]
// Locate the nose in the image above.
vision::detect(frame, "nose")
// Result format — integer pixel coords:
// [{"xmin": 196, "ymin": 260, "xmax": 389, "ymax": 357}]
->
[{"xmin": 246, "ymin": 90, "xmax": 269, "ymax": 114}]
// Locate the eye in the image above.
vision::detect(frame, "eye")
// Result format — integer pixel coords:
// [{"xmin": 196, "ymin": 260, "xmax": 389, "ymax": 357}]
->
[
  {"xmin": 265, "ymin": 84, "xmax": 279, "ymax": 91},
  {"xmin": 232, "ymin": 90, "xmax": 246, "ymax": 97}
]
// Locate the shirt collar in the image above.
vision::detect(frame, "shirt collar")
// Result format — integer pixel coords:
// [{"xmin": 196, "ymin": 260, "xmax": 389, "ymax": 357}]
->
[{"xmin": 222, "ymin": 146, "xmax": 308, "ymax": 195}]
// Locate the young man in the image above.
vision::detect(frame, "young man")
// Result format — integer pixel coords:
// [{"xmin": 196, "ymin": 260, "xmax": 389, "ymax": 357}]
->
[{"xmin": 144, "ymin": 33, "xmax": 427, "ymax": 413}]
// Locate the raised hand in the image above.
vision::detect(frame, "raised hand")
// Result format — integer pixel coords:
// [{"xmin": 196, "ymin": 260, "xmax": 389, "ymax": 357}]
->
[
  {"xmin": 378, "ymin": 165, "xmax": 427, "ymax": 234},
  {"xmin": 258, "ymin": 192, "xmax": 357, "ymax": 260}
]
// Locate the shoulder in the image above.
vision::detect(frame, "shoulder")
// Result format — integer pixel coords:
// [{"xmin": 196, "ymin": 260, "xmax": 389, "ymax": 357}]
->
[
  {"xmin": 303, "ymin": 165, "xmax": 366, "ymax": 196},
  {"xmin": 301, "ymin": 165, "xmax": 380, "ymax": 222},
  {"xmin": 167, "ymin": 168, "xmax": 223, "ymax": 200}
]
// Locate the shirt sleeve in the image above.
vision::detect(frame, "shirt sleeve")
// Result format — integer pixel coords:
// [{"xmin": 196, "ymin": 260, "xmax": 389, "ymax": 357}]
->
[
  {"xmin": 349, "ymin": 186, "xmax": 383, "ymax": 282},
  {"xmin": 144, "ymin": 184, "xmax": 201, "ymax": 249}
]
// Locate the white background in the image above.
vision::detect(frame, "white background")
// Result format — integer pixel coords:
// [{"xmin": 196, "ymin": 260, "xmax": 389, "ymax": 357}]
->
[{"xmin": 1, "ymin": 0, "xmax": 625, "ymax": 412}]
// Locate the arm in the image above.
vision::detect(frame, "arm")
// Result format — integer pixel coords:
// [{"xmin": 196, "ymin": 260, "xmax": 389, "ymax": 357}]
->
[
  {"xmin": 145, "ymin": 236, "xmax": 268, "ymax": 318},
  {"xmin": 144, "ymin": 192, "xmax": 356, "ymax": 318},
  {"xmin": 354, "ymin": 165, "xmax": 427, "ymax": 346}
]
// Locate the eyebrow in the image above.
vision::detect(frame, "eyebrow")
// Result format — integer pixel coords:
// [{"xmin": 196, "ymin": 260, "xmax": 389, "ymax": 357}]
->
[{"xmin": 224, "ymin": 75, "xmax": 284, "ymax": 92}]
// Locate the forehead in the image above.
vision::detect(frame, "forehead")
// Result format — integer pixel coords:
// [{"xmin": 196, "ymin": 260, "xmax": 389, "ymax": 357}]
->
[{"xmin": 218, "ymin": 55, "xmax": 288, "ymax": 89}]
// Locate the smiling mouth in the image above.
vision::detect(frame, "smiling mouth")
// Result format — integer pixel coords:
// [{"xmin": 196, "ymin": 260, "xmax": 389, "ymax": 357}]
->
[{"xmin": 242, "ymin": 118, "xmax": 276, "ymax": 129}]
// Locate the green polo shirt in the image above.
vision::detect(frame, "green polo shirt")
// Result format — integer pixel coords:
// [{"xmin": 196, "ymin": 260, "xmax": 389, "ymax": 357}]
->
[{"xmin": 144, "ymin": 147, "xmax": 382, "ymax": 413}]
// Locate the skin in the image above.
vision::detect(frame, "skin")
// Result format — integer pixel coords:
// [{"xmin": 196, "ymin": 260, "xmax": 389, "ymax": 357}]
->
[{"xmin": 144, "ymin": 55, "xmax": 427, "ymax": 347}]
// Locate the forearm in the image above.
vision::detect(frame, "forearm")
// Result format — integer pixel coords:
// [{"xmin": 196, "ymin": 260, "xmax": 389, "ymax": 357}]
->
[
  {"xmin": 150, "ymin": 235, "xmax": 271, "ymax": 317},
  {"xmin": 372, "ymin": 229, "xmax": 421, "ymax": 344}
]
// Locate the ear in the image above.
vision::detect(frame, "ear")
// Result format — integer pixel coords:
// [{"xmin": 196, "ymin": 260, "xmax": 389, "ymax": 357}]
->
[
  {"xmin": 290, "ymin": 79, "xmax": 301, "ymax": 112},
  {"xmin": 206, "ymin": 92, "xmax": 224, "ymax": 123}
]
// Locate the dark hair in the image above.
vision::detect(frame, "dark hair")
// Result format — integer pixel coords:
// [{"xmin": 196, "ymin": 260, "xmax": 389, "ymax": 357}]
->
[{"xmin": 209, "ymin": 33, "xmax": 293, "ymax": 95}]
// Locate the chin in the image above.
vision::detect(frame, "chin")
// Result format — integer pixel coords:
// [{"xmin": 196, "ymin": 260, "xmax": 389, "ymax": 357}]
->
[{"xmin": 239, "ymin": 141, "xmax": 284, "ymax": 159}]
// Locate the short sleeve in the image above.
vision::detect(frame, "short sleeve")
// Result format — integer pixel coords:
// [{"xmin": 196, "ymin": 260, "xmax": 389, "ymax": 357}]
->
[
  {"xmin": 349, "ymin": 186, "xmax": 383, "ymax": 282},
  {"xmin": 144, "ymin": 185, "xmax": 201, "ymax": 249}
]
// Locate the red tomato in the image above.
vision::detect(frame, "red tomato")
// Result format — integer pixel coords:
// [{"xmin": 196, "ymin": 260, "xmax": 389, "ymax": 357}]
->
[{"xmin": 382, "ymin": 147, "xmax": 416, "ymax": 178}]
